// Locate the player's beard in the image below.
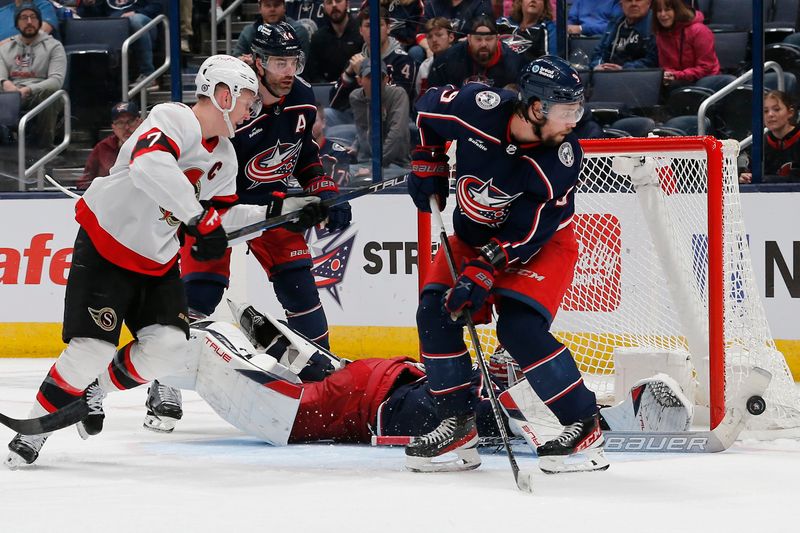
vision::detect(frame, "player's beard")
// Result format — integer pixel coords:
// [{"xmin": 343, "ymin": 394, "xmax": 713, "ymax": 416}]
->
[{"xmin": 261, "ymin": 71, "xmax": 293, "ymax": 99}]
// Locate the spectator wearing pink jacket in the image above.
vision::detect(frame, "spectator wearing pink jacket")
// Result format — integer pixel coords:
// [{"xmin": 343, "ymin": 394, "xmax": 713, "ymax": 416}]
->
[{"xmin": 652, "ymin": 0, "xmax": 720, "ymax": 86}]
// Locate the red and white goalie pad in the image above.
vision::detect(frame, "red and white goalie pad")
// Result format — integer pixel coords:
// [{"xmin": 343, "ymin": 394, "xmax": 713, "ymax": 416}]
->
[{"xmin": 193, "ymin": 322, "xmax": 303, "ymax": 446}]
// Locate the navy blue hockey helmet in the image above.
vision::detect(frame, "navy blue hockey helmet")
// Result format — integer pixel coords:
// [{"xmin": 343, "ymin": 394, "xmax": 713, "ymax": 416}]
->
[
  {"xmin": 251, "ymin": 21, "xmax": 305, "ymax": 68},
  {"xmin": 518, "ymin": 55, "xmax": 584, "ymax": 108}
]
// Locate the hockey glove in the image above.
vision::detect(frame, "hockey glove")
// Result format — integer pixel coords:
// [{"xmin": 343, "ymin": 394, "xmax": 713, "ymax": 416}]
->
[
  {"xmin": 408, "ymin": 145, "xmax": 449, "ymax": 212},
  {"xmin": 267, "ymin": 194, "xmax": 328, "ymax": 233},
  {"xmin": 185, "ymin": 206, "xmax": 228, "ymax": 261},
  {"xmin": 443, "ymin": 259, "xmax": 495, "ymax": 319},
  {"xmin": 304, "ymin": 175, "xmax": 352, "ymax": 232}
]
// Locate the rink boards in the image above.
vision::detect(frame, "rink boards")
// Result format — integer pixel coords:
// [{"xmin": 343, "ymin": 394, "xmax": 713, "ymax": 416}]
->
[{"xmin": 0, "ymin": 193, "xmax": 799, "ymax": 380}]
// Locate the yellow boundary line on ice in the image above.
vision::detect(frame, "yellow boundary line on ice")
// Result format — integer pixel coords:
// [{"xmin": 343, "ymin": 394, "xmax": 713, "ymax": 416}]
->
[{"xmin": 2, "ymin": 323, "xmax": 799, "ymax": 381}]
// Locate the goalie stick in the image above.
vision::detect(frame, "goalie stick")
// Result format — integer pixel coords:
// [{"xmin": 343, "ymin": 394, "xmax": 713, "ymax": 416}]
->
[
  {"xmin": 225, "ymin": 174, "xmax": 408, "ymax": 241},
  {"xmin": 430, "ymin": 197, "xmax": 535, "ymax": 493},
  {"xmin": 0, "ymin": 399, "xmax": 89, "ymax": 435}
]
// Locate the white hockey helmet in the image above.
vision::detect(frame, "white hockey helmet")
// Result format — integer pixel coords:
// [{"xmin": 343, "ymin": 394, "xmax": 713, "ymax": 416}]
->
[{"xmin": 195, "ymin": 54, "xmax": 260, "ymax": 136}]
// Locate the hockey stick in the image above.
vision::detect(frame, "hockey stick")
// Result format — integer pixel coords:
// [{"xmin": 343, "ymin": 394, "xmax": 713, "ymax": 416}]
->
[
  {"xmin": 225, "ymin": 174, "xmax": 408, "ymax": 241},
  {"xmin": 0, "ymin": 399, "xmax": 89, "ymax": 435},
  {"xmin": 44, "ymin": 174, "xmax": 81, "ymax": 199},
  {"xmin": 429, "ymin": 197, "xmax": 534, "ymax": 493}
]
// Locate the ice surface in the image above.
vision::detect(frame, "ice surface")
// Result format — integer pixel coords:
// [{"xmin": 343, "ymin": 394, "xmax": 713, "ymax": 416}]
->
[{"xmin": 1, "ymin": 359, "xmax": 798, "ymax": 533}]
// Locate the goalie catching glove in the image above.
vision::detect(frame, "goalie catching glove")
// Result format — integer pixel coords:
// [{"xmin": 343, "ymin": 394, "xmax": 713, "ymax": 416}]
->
[
  {"xmin": 185, "ymin": 205, "xmax": 228, "ymax": 261},
  {"xmin": 267, "ymin": 194, "xmax": 328, "ymax": 233},
  {"xmin": 303, "ymin": 176, "xmax": 351, "ymax": 231},
  {"xmin": 408, "ymin": 145, "xmax": 449, "ymax": 212}
]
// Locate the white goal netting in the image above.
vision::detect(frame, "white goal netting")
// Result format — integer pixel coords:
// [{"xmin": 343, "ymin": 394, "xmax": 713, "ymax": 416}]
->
[{"xmin": 426, "ymin": 137, "xmax": 800, "ymax": 437}]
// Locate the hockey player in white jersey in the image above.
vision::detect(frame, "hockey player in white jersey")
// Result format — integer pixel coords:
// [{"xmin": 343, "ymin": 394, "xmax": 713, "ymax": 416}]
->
[{"xmin": 5, "ymin": 55, "xmax": 327, "ymax": 469}]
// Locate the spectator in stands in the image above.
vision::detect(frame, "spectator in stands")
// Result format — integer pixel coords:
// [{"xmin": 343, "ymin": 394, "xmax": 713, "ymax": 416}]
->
[
  {"xmin": 423, "ymin": 0, "xmax": 493, "ymax": 37},
  {"xmin": 349, "ymin": 58, "xmax": 410, "ymax": 168},
  {"xmin": 416, "ymin": 17, "xmax": 455, "ymax": 95},
  {"xmin": 427, "ymin": 15, "xmax": 522, "ymax": 89},
  {"xmin": 740, "ymin": 90, "xmax": 800, "ymax": 184},
  {"xmin": 0, "ymin": 3, "xmax": 65, "ymax": 147},
  {"xmin": 234, "ymin": 0, "xmax": 310, "ymax": 58},
  {"xmin": 0, "ymin": 0, "xmax": 56, "ymax": 42},
  {"xmin": 362, "ymin": 0, "xmax": 424, "ymax": 54},
  {"xmin": 78, "ymin": 101, "xmax": 141, "ymax": 190},
  {"xmin": 312, "ymin": 102, "xmax": 356, "ymax": 185},
  {"xmin": 652, "ymin": 0, "xmax": 720, "ymax": 87},
  {"xmin": 180, "ymin": 0, "xmax": 192, "ymax": 52},
  {"xmin": 304, "ymin": 0, "xmax": 363, "ymax": 83},
  {"xmin": 284, "ymin": 0, "xmax": 327, "ymax": 35},
  {"xmin": 591, "ymin": 0, "xmax": 657, "ymax": 70},
  {"xmin": 77, "ymin": 0, "xmax": 162, "ymax": 90},
  {"xmin": 496, "ymin": 0, "xmax": 556, "ymax": 62},
  {"xmin": 329, "ymin": 7, "xmax": 417, "ymax": 116},
  {"xmin": 567, "ymin": 0, "xmax": 622, "ymax": 36}
]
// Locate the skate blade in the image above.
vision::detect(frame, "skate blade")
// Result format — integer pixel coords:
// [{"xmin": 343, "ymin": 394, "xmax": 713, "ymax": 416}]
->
[
  {"xmin": 143, "ymin": 415, "xmax": 178, "ymax": 433},
  {"xmin": 539, "ymin": 448, "xmax": 610, "ymax": 474},
  {"xmin": 4, "ymin": 451, "xmax": 28, "ymax": 470},
  {"xmin": 406, "ymin": 448, "xmax": 481, "ymax": 473}
]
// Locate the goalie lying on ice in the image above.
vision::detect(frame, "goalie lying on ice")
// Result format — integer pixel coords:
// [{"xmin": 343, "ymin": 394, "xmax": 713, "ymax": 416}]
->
[{"xmin": 154, "ymin": 302, "xmax": 695, "ymax": 448}]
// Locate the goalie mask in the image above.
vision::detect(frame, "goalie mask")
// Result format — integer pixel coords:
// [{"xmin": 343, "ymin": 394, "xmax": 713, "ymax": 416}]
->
[
  {"xmin": 195, "ymin": 55, "xmax": 261, "ymax": 137},
  {"xmin": 251, "ymin": 22, "xmax": 306, "ymax": 98}
]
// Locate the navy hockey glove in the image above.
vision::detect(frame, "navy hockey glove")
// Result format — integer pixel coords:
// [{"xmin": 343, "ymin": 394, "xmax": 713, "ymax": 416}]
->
[
  {"xmin": 267, "ymin": 193, "xmax": 328, "ymax": 233},
  {"xmin": 185, "ymin": 206, "xmax": 228, "ymax": 261},
  {"xmin": 443, "ymin": 259, "xmax": 495, "ymax": 319},
  {"xmin": 408, "ymin": 145, "xmax": 449, "ymax": 212},
  {"xmin": 304, "ymin": 176, "xmax": 352, "ymax": 232}
]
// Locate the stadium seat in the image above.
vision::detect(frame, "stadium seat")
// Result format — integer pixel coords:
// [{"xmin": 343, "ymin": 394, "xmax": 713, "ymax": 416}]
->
[
  {"xmin": 666, "ymin": 86, "xmax": 714, "ymax": 117},
  {"xmin": 663, "ymin": 115, "xmax": 713, "ymax": 136},
  {"xmin": 764, "ymin": 71, "xmax": 798, "ymax": 95},
  {"xmin": 610, "ymin": 117, "xmax": 656, "ymax": 137},
  {"xmin": 771, "ymin": 0, "xmax": 799, "ymax": 28},
  {"xmin": 587, "ymin": 69, "xmax": 664, "ymax": 111},
  {"xmin": 63, "ymin": 17, "xmax": 131, "ymax": 57},
  {"xmin": 312, "ymin": 83, "xmax": 335, "ymax": 108},
  {"xmin": 708, "ymin": 86, "xmax": 753, "ymax": 140},
  {"xmin": 765, "ymin": 43, "xmax": 800, "ymax": 82},
  {"xmin": 713, "ymin": 31, "xmax": 750, "ymax": 74},
  {"xmin": 0, "ymin": 92, "xmax": 21, "ymax": 129},
  {"xmin": 600, "ymin": 128, "xmax": 631, "ymax": 138}
]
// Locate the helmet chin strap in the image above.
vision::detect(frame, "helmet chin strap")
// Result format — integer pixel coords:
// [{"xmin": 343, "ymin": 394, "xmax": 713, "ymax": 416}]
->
[{"xmin": 211, "ymin": 94, "xmax": 238, "ymax": 137}]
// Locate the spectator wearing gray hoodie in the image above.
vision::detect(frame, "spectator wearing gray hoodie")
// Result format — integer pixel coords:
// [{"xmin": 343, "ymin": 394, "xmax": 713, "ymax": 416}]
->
[{"xmin": 0, "ymin": 3, "xmax": 66, "ymax": 146}]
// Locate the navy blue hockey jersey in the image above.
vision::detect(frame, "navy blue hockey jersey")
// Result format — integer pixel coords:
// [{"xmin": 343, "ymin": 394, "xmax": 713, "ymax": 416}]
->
[
  {"xmin": 416, "ymin": 83, "xmax": 583, "ymax": 265},
  {"xmin": 233, "ymin": 77, "xmax": 324, "ymax": 206}
]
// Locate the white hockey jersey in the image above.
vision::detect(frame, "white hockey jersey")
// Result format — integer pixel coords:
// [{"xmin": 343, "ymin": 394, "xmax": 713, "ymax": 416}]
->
[{"xmin": 76, "ymin": 103, "xmax": 266, "ymax": 275}]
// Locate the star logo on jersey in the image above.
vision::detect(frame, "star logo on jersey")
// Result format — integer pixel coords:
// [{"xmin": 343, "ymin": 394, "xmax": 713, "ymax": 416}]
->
[
  {"xmin": 244, "ymin": 139, "xmax": 303, "ymax": 188},
  {"xmin": 306, "ymin": 227, "xmax": 356, "ymax": 306},
  {"xmin": 457, "ymin": 176, "xmax": 522, "ymax": 227}
]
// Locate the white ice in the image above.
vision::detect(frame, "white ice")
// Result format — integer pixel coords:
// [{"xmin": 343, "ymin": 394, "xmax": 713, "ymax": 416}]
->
[{"xmin": 1, "ymin": 359, "xmax": 798, "ymax": 533}]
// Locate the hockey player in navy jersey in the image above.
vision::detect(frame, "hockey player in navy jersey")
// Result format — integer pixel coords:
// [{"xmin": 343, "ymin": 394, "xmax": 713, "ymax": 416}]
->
[
  {"xmin": 143, "ymin": 22, "xmax": 353, "ymax": 433},
  {"xmin": 406, "ymin": 55, "xmax": 608, "ymax": 474},
  {"xmin": 4, "ymin": 55, "xmax": 328, "ymax": 469}
]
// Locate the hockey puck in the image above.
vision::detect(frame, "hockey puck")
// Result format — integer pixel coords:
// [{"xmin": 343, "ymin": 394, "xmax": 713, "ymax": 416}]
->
[{"xmin": 746, "ymin": 395, "xmax": 766, "ymax": 416}]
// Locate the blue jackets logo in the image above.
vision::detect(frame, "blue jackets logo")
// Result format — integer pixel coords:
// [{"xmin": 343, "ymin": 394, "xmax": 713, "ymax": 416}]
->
[
  {"xmin": 307, "ymin": 227, "xmax": 355, "ymax": 305},
  {"xmin": 244, "ymin": 139, "xmax": 303, "ymax": 188},
  {"xmin": 457, "ymin": 176, "xmax": 522, "ymax": 227}
]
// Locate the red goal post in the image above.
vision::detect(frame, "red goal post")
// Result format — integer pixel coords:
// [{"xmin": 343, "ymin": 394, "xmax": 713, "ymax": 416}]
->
[{"xmin": 418, "ymin": 136, "xmax": 800, "ymax": 436}]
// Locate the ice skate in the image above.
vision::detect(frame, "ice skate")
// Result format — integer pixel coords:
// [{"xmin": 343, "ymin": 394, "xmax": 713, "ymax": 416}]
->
[
  {"xmin": 405, "ymin": 414, "xmax": 481, "ymax": 472},
  {"xmin": 143, "ymin": 380, "xmax": 183, "ymax": 433},
  {"xmin": 77, "ymin": 380, "xmax": 107, "ymax": 440},
  {"xmin": 537, "ymin": 414, "xmax": 609, "ymax": 474},
  {"xmin": 5, "ymin": 433, "xmax": 49, "ymax": 469}
]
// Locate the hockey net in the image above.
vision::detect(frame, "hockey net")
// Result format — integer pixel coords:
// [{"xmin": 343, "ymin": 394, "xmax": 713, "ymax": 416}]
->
[{"xmin": 418, "ymin": 136, "xmax": 800, "ymax": 437}]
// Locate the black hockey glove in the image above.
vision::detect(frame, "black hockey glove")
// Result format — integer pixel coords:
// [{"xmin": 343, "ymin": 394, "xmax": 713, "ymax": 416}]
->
[
  {"xmin": 185, "ymin": 206, "xmax": 228, "ymax": 261},
  {"xmin": 443, "ymin": 258, "xmax": 495, "ymax": 321},
  {"xmin": 304, "ymin": 176, "xmax": 352, "ymax": 232},
  {"xmin": 267, "ymin": 193, "xmax": 328, "ymax": 233},
  {"xmin": 408, "ymin": 145, "xmax": 449, "ymax": 212}
]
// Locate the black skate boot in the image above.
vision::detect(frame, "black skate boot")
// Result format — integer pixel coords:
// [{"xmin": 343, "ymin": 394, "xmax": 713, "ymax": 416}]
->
[
  {"xmin": 537, "ymin": 414, "xmax": 609, "ymax": 474},
  {"xmin": 143, "ymin": 380, "xmax": 183, "ymax": 433},
  {"xmin": 77, "ymin": 380, "xmax": 107, "ymax": 440},
  {"xmin": 405, "ymin": 414, "xmax": 481, "ymax": 472},
  {"xmin": 5, "ymin": 433, "xmax": 49, "ymax": 469}
]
